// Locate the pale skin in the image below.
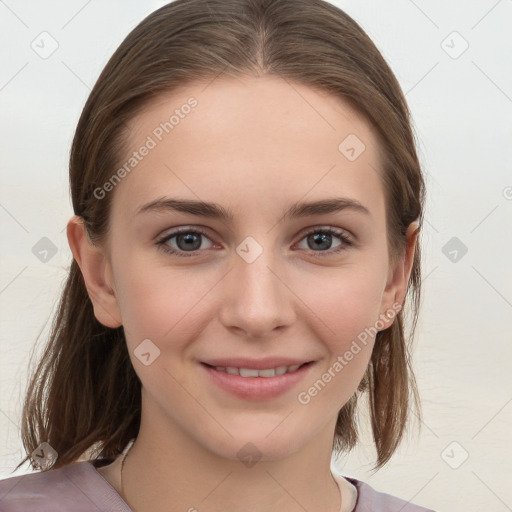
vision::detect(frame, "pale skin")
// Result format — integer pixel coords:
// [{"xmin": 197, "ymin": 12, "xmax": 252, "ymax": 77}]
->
[{"xmin": 67, "ymin": 75, "xmax": 418, "ymax": 512}]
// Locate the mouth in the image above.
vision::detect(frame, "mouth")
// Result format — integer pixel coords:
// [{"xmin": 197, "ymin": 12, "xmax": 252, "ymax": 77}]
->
[{"xmin": 199, "ymin": 360, "xmax": 315, "ymax": 400}]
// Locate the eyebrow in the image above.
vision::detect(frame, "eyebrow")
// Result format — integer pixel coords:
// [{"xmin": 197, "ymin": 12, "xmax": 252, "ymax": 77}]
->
[{"xmin": 136, "ymin": 196, "xmax": 371, "ymax": 221}]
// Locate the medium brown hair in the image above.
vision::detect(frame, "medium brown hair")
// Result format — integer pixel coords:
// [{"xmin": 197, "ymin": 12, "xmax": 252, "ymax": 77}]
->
[{"xmin": 18, "ymin": 0, "xmax": 425, "ymax": 472}]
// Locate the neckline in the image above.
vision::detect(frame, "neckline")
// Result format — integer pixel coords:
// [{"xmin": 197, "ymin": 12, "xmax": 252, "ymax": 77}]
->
[{"xmin": 86, "ymin": 459, "xmax": 358, "ymax": 512}]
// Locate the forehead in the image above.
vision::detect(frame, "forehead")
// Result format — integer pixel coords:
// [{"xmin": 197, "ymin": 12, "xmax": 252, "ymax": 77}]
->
[{"xmin": 111, "ymin": 75, "xmax": 385, "ymax": 225}]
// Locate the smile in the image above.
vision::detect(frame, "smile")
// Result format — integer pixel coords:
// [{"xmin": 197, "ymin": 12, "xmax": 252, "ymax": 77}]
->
[{"xmin": 200, "ymin": 361, "xmax": 315, "ymax": 400}]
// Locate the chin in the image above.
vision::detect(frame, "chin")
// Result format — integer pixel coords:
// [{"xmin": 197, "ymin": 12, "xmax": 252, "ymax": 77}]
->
[{"xmin": 202, "ymin": 429, "xmax": 308, "ymax": 464}]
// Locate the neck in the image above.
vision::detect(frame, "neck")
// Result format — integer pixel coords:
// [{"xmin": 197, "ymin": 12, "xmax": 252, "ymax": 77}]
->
[{"xmin": 118, "ymin": 411, "xmax": 341, "ymax": 512}]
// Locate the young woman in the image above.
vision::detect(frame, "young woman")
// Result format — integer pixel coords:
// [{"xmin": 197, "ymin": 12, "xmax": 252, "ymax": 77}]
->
[{"xmin": 0, "ymin": 1, "xmax": 433, "ymax": 510}]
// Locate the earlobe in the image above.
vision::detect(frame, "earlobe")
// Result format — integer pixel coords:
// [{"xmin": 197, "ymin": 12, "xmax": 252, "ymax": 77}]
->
[
  {"xmin": 66, "ymin": 215, "xmax": 122, "ymax": 328},
  {"xmin": 378, "ymin": 220, "xmax": 420, "ymax": 330}
]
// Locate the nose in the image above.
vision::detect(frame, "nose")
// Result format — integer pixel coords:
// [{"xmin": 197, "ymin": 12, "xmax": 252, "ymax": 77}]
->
[{"xmin": 218, "ymin": 245, "xmax": 296, "ymax": 340}]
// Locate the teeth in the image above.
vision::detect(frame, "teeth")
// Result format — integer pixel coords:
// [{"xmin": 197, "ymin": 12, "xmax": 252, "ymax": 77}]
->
[
  {"xmin": 275, "ymin": 366, "xmax": 288, "ymax": 376},
  {"xmin": 212, "ymin": 364, "xmax": 305, "ymax": 378},
  {"xmin": 239, "ymin": 368, "xmax": 260, "ymax": 377}
]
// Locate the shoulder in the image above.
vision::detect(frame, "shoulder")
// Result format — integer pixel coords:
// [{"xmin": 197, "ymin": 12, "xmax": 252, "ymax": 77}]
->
[
  {"xmin": 0, "ymin": 461, "xmax": 130, "ymax": 512},
  {"xmin": 346, "ymin": 476, "xmax": 436, "ymax": 512}
]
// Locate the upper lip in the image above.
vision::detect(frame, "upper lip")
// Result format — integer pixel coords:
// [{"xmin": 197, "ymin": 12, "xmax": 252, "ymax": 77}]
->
[{"xmin": 201, "ymin": 357, "xmax": 313, "ymax": 370}]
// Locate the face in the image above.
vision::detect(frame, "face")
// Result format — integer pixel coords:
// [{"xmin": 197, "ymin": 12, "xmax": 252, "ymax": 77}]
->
[{"xmin": 79, "ymin": 75, "xmax": 410, "ymax": 462}]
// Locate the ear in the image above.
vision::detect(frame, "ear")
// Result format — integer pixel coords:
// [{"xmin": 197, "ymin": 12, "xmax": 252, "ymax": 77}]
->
[
  {"xmin": 66, "ymin": 215, "xmax": 122, "ymax": 328},
  {"xmin": 378, "ymin": 221, "xmax": 420, "ymax": 330}
]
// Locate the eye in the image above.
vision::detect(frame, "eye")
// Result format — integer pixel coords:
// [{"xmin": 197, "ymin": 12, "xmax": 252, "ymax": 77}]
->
[
  {"xmin": 156, "ymin": 226, "xmax": 354, "ymax": 258},
  {"xmin": 295, "ymin": 227, "xmax": 353, "ymax": 257},
  {"xmin": 156, "ymin": 227, "xmax": 214, "ymax": 257}
]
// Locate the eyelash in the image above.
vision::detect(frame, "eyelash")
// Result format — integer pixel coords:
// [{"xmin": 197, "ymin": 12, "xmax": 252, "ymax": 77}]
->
[{"xmin": 156, "ymin": 226, "xmax": 354, "ymax": 259}]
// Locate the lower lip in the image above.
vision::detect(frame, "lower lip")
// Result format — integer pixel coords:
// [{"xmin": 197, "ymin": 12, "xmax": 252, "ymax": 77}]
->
[{"xmin": 200, "ymin": 362, "xmax": 314, "ymax": 400}]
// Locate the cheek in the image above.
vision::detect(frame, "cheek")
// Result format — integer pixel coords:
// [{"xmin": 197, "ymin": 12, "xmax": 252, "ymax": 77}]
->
[
  {"xmin": 294, "ymin": 264, "xmax": 385, "ymax": 344},
  {"xmin": 113, "ymin": 254, "xmax": 215, "ymax": 349},
  {"xmin": 112, "ymin": 261, "xmax": 215, "ymax": 397},
  {"xmin": 292, "ymin": 270, "xmax": 384, "ymax": 410}
]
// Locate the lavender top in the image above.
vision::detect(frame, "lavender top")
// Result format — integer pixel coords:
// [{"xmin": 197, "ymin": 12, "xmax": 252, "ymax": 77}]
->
[{"xmin": 0, "ymin": 459, "xmax": 435, "ymax": 511}]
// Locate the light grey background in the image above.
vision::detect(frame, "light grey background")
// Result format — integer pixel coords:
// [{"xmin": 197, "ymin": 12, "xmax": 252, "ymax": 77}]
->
[{"xmin": 1, "ymin": 1, "xmax": 511, "ymax": 511}]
